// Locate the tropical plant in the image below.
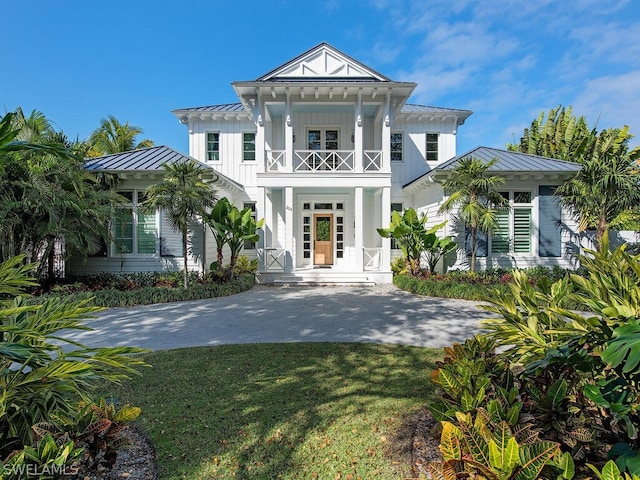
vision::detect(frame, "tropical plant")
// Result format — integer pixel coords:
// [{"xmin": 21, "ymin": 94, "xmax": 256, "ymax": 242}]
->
[
  {"xmin": 87, "ymin": 115, "xmax": 154, "ymax": 156},
  {"xmin": 555, "ymin": 126, "xmax": 640, "ymax": 248},
  {"xmin": 203, "ymin": 197, "xmax": 263, "ymax": 278},
  {"xmin": 377, "ymin": 208, "xmax": 451, "ymax": 275},
  {"xmin": 0, "ymin": 256, "xmax": 148, "ymax": 446},
  {"xmin": 1, "ymin": 433, "xmax": 83, "ymax": 479},
  {"xmin": 438, "ymin": 157, "xmax": 508, "ymax": 272},
  {"xmin": 144, "ymin": 160, "xmax": 216, "ymax": 288},
  {"xmin": 428, "ymin": 412, "xmax": 560, "ymax": 480},
  {"xmin": 507, "ymin": 105, "xmax": 591, "ymax": 161},
  {"xmin": 0, "ymin": 110, "xmax": 121, "ymax": 280},
  {"xmin": 204, "ymin": 197, "xmax": 234, "ymax": 272}
]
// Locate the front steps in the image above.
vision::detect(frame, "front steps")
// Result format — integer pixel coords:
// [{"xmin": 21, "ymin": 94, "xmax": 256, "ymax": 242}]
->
[{"xmin": 258, "ymin": 270, "xmax": 381, "ymax": 286}]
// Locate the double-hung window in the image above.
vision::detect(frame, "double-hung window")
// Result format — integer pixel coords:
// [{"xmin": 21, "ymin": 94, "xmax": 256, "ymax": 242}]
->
[
  {"xmin": 491, "ymin": 191, "xmax": 532, "ymax": 254},
  {"xmin": 391, "ymin": 133, "xmax": 403, "ymax": 162},
  {"xmin": 114, "ymin": 190, "xmax": 156, "ymax": 255},
  {"xmin": 243, "ymin": 132, "xmax": 256, "ymax": 161},
  {"xmin": 426, "ymin": 133, "xmax": 439, "ymax": 162},
  {"xmin": 207, "ymin": 132, "xmax": 220, "ymax": 161}
]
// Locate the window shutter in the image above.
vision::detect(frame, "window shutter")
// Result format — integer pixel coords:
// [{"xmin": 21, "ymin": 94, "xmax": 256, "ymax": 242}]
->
[
  {"xmin": 159, "ymin": 210, "xmax": 182, "ymax": 257},
  {"xmin": 539, "ymin": 186, "xmax": 561, "ymax": 257},
  {"xmin": 137, "ymin": 212, "xmax": 157, "ymax": 254},
  {"xmin": 491, "ymin": 209, "xmax": 510, "ymax": 253},
  {"xmin": 514, "ymin": 208, "xmax": 532, "ymax": 253}
]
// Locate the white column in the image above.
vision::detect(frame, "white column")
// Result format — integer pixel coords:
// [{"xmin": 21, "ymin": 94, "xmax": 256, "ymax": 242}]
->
[
  {"xmin": 284, "ymin": 89, "xmax": 293, "ymax": 172},
  {"xmin": 381, "ymin": 187, "xmax": 391, "ymax": 270},
  {"xmin": 382, "ymin": 92, "xmax": 391, "ymax": 174},
  {"xmin": 284, "ymin": 186, "xmax": 294, "ymax": 272},
  {"xmin": 354, "ymin": 187, "xmax": 364, "ymax": 272},
  {"xmin": 354, "ymin": 91, "xmax": 363, "ymax": 173},
  {"xmin": 255, "ymin": 92, "xmax": 266, "ymax": 173}
]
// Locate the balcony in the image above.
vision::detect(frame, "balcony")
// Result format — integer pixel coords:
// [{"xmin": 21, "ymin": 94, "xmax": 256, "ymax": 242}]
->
[{"xmin": 265, "ymin": 150, "xmax": 383, "ymax": 173}]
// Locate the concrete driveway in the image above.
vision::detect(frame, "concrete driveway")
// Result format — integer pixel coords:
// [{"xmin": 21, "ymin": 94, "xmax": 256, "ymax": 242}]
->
[{"xmin": 67, "ymin": 284, "xmax": 488, "ymax": 351}]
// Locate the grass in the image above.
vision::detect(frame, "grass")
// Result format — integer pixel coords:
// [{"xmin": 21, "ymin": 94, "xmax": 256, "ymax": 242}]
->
[{"xmin": 104, "ymin": 343, "xmax": 442, "ymax": 479}]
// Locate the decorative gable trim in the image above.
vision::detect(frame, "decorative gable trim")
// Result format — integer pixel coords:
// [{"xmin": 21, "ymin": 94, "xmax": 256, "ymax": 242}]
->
[{"xmin": 257, "ymin": 42, "xmax": 391, "ymax": 82}]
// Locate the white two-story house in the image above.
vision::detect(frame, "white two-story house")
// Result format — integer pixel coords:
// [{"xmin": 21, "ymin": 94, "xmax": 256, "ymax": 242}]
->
[{"xmin": 69, "ymin": 43, "xmax": 582, "ymax": 282}]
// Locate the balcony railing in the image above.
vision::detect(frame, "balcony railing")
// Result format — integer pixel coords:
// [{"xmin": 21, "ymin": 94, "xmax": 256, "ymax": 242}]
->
[
  {"xmin": 264, "ymin": 150, "xmax": 383, "ymax": 173},
  {"xmin": 363, "ymin": 247, "xmax": 382, "ymax": 271},
  {"xmin": 294, "ymin": 150, "xmax": 354, "ymax": 172}
]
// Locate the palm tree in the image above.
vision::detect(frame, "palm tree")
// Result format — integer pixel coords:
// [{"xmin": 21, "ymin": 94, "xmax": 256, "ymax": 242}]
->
[
  {"xmin": 555, "ymin": 126, "xmax": 640, "ymax": 248},
  {"xmin": 438, "ymin": 157, "xmax": 507, "ymax": 272},
  {"xmin": 88, "ymin": 115, "xmax": 154, "ymax": 156},
  {"xmin": 144, "ymin": 161, "xmax": 216, "ymax": 288}
]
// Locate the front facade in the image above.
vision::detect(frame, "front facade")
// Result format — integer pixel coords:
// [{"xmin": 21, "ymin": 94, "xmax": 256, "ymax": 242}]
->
[
  {"xmin": 69, "ymin": 43, "xmax": 583, "ymax": 282},
  {"xmin": 173, "ymin": 43, "xmax": 472, "ymax": 283}
]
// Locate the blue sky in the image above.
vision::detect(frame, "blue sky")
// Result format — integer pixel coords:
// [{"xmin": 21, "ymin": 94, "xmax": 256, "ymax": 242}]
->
[{"xmin": 4, "ymin": 0, "xmax": 639, "ymax": 155}]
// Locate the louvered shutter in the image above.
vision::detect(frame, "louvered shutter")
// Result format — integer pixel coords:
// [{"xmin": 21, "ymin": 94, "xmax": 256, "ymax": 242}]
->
[{"xmin": 539, "ymin": 186, "xmax": 561, "ymax": 257}]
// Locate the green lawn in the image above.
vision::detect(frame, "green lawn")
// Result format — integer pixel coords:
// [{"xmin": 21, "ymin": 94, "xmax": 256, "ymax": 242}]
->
[{"xmin": 106, "ymin": 343, "xmax": 441, "ymax": 479}]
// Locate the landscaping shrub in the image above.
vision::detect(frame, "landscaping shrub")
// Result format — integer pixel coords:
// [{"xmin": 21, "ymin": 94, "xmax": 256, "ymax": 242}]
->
[
  {"xmin": 0, "ymin": 256, "xmax": 148, "ymax": 476},
  {"xmin": 428, "ymin": 233, "xmax": 640, "ymax": 477}
]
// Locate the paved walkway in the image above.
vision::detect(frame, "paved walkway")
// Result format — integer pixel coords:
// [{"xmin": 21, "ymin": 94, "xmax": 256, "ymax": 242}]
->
[{"xmin": 68, "ymin": 284, "xmax": 489, "ymax": 351}]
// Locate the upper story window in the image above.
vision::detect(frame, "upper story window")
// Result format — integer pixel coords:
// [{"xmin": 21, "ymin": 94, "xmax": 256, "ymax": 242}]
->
[
  {"xmin": 114, "ymin": 190, "xmax": 156, "ymax": 255},
  {"xmin": 426, "ymin": 133, "xmax": 439, "ymax": 162},
  {"xmin": 391, "ymin": 133, "xmax": 403, "ymax": 162},
  {"xmin": 207, "ymin": 132, "xmax": 220, "ymax": 161},
  {"xmin": 491, "ymin": 191, "xmax": 533, "ymax": 254},
  {"xmin": 243, "ymin": 132, "xmax": 256, "ymax": 161}
]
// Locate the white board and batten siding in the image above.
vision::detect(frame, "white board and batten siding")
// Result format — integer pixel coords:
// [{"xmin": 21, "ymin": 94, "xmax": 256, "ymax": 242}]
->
[{"xmin": 189, "ymin": 118, "xmax": 258, "ymax": 188}]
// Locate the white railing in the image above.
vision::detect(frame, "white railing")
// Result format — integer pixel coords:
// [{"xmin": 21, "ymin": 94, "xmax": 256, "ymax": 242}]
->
[
  {"xmin": 294, "ymin": 150, "xmax": 354, "ymax": 172},
  {"xmin": 265, "ymin": 150, "xmax": 286, "ymax": 171},
  {"xmin": 363, "ymin": 150, "xmax": 383, "ymax": 171},
  {"xmin": 259, "ymin": 248, "xmax": 286, "ymax": 271},
  {"xmin": 363, "ymin": 247, "xmax": 382, "ymax": 271}
]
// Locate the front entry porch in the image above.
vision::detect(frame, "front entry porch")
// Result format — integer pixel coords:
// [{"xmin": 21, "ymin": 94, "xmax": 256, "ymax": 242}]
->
[{"xmin": 255, "ymin": 186, "xmax": 392, "ymax": 285}]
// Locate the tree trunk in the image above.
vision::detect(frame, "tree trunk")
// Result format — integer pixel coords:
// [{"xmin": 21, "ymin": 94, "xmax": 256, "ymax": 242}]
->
[
  {"xmin": 596, "ymin": 214, "xmax": 608, "ymax": 252},
  {"xmin": 182, "ymin": 227, "xmax": 188, "ymax": 289},
  {"xmin": 470, "ymin": 227, "xmax": 477, "ymax": 273}
]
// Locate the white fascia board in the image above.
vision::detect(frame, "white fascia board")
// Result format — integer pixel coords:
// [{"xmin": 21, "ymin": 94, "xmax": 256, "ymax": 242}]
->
[{"xmin": 256, "ymin": 173, "xmax": 391, "ymax": 188}]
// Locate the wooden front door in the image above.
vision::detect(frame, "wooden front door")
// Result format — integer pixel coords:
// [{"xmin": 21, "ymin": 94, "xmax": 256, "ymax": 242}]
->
[{"xmin": 313, "ymin": 214, "xmax": 333, "ymax": 265}]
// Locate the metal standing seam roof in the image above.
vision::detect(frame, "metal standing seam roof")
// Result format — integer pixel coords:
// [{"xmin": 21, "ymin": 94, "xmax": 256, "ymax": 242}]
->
[
  {"xmin": 403, "ymin": 146, "xmax": 581, "ymax": 190},
  {"xmin": 84, "ymin": 146, "xmax": 206, "ymax": 171},
  {"xmin": 171, "ymin": 103, "xmax": 248, "ymax": 115},
  {"xmin": 172, "ymin": 102, "xmax": 471, "ymax": 116},
  {"xmin": 434, "ymin": 146, "xmax": 583, "ymax": 172}
]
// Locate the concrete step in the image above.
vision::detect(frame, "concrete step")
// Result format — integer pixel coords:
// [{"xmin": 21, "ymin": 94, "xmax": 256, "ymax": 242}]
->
[{"xmin": 270, "ymin": 272, "xmax": 377, "ymax": 286}]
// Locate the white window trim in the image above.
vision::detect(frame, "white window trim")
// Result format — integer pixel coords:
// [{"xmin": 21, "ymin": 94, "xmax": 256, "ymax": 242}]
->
[
  {"xmin": 490, "ymin": 190, "xmax": 534, "ymax": 256},
  {"xmin": 390, "ymin": 132, "xmax": 404, "ymax": 163},
  {"xmin": 242, "ymin": 131, "xmax": 256, "ymax": 162},
  {"xmin": 111, "ymin": 190, "xmax": 158, "ymax": 257},
  {"xmin": 426, "ymin": 132, "xmax": 439, "ymax": 163},
  {"xmin": 206, "ymin": 131, "xmax": 221, "ymax": 163}
]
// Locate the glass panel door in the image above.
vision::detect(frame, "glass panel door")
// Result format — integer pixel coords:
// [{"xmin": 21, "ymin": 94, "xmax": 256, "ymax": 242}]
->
[{"xmin": 313, "ymin": 214, "xmax": 333, "ymax": 265}]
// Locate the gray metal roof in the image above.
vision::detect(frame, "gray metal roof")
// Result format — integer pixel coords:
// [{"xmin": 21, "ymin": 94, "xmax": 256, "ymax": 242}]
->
[
  {"xmin": 84, "ymin": 146, "xmax": 207, "ymax": 171},
  {"xmin": 171, "ymin": 103, "xmax": 248, "ymax": 114},
  {"xmin": 434, "ymin": 146, "xmax": 582, "ymax": 172},
  {"xmin": 172, "ymin": 102, "xmax": 470, "ymax": 116},
  {"xmin": 401, "ymin": 104, "xmax": 473, "ymax": 117},
  {"xmin": 403, "ymin": 146, "xmax": 581, "ymax": 190}
]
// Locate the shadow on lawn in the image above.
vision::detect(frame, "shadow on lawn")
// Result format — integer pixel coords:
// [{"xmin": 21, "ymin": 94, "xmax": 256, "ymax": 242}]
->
[{"xmin": 116, "ymin": 343, "xmax": 440, "ymax": 479}]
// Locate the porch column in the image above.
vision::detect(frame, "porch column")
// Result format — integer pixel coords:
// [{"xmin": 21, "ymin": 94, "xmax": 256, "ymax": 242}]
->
[
  {"xmin": 381, "ymin": 187, "xmax": 391, "ymax": 270},
  {"xmin": 354, "ymin": 90, "xmax": 363, "ymax": 173},
  {"xmin": 284, "ymin": 186, "xmax": 294, "ymax": 272},
  {"xmin": 284, "ymin": 89, "xmax": 293, "ymax": 172},
  {"xmin": 382, "ymin": 92, "xmax": 391, "ymax": 174},
  {"xmin": 263, "ymin": 188, "xmax": 273, "ymax": 248},
  {"xmin": 354, "ymin": 187, "xmax": 364, "ymax": 272},
  {"xmin": 255, "ymin": 92, "xmax": 266, "ymax": 173}
]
